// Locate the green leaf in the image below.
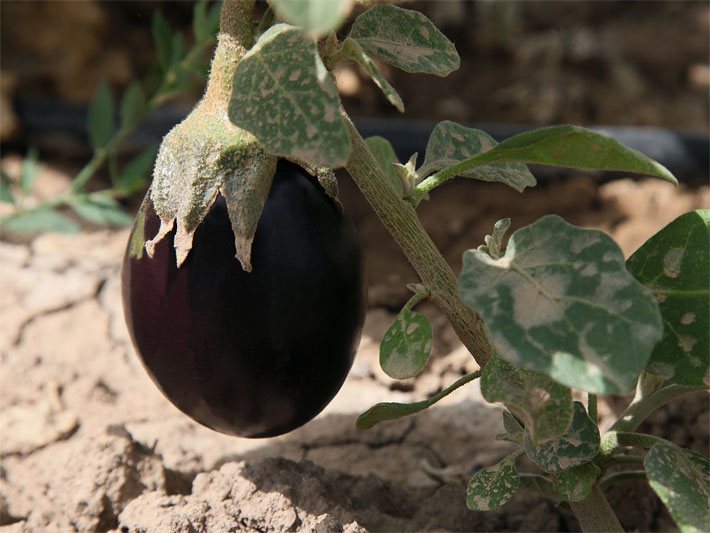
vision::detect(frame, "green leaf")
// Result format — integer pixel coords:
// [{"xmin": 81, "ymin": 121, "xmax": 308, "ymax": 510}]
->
[
  {"xmin": 419, "ymin": 121, "xmax": 536, "ymax": 192},
  {"xmin": 120, "ymin": 82, "xmax": 147, "ymax": 128},
  {"xmin": 70, "ymin": 196, "xmax": 133, "ymax": 227},
  {"xmin": 356, "ymin": 371, "xmax": 479, "ymax": 430},
  {"xmin": 554, "ymin": 462, "xmax": 600, "ymax": 502},
  {"xmin": 645, "ymin": 443, "xmax": 710, "ymax": 533},
  {"xmin": 229, "ymin": 24, "xmax": 351, "ymax": 168},
  {"xmin": 88, "ymin": 80, "xmax": 114, "ymax": 150},
  {"xmin": 114, "ymin": 146, "xmax": 157, "ymax": 193},
  {"xmin": 271, "ymin": 0, "xmax": 352, "ymax": 36},
  {"xmin": 481, "ymin": 354, "xmax": 573, "ymax": 442},
  {"xmin": 192, "ymin": 0, "xmax": 219, "ymax": 42},
  {"xmin": 627, "ymin": 210, "xmax": 709, "ymax": 388},
  {"xmin": 20, "ymin": 146, "xmax": 40, "ymax": 194},
  {"xmin": 365, "ymin": 136, "xmax": 403, "ymax": 195},
  {"xmin": 467, "ymin": 125, "xmax": 677, "ymax": 185},
  {"xmin": 524, "ymin": 401, "xmax": 600, "ymax": 474},
  {"xmin": 380, "ymin": 307, "xmax": 433, "ymax": 379},
  {"xmin": 349, "ymin": 5, "xmax": 460, "ymax": 76},
  {"xmin": 460, "ymin": 214, "xmax": 664, "ymax": 394},
  {"xmin": 152, "ymin": 11, "xmax": 172, "ymax": 70},
  {"xmin": 341, "ymin": 38, "xmax": 404, "ymax": 112},
  {"xmin": 466, "ymin": 452, "xmax": 521, "ymax": 511},
  {"xmin": 3, "ymin": 208, "xmax": 80, "ymax": 234},
  {"xmin": 0, "ymin": 170, "xmax": 15, "ymax": 204},
  {"xmin": 170, "ymin": 33, "xmax": 185, "ymax": 67},
  {"xmin": 478, "ymin": 218, "xmax": 511, "ymax": 259}
]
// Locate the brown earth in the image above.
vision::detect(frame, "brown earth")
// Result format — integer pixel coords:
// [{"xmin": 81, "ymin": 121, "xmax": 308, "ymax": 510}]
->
[{"xmin": 0, "ymin": 164, "xmax": 708, "ymax": 532}]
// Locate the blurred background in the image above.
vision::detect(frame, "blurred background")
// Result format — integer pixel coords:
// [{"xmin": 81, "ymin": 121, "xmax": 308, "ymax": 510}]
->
[{"xmin": 0, "ymin": 2, "xmax": 708, "ymax": 531}]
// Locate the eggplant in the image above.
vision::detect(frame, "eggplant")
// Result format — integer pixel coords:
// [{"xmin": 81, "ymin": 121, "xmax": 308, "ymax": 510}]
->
[{"xmin": 121, "ymin": 160, "xmax": 366, "ymax": 438}]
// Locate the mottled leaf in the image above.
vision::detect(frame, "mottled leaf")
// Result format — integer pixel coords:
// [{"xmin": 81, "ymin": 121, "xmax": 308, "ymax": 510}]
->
[
  {"xmin": 419, "ymin": 121, "xmax": 536, "ymax": 192},
  {"xmin": 481, "ymin": 354, "xmax": 573, "ymax": 442},
  {"xmin": 230, "ymin": 24, "xmax": 351, "ymax": 168},
  {"xmin": 380, "ymin": 307, "xmax": 433, "ymax": 379},
  {"xmin": 554, "ymin": 462, "xmax": 600, "ymax": 502},
  {"xmin": 349, "ymin": 5, "xmax": 460, "ymax": 76},
  {"xmin": 460, "ymin": 214, "xmax": 664, "ymax": 394},
  {"xmin": 365, "ymin": 136, "xmax": 403, "ymax": 195},
  {"xmin": 341, "ymin": 38, "xmax": 404, "ymax": 112},
  {"xmin": 645, "ymin": 443, "xmax": 710, "ymax": 533},
  {"xmin": 3, "ymin": 208, "xmax": 80, "ymax": 234},
  {"xmin": 120, "ymin": 81, "xmax": 147, "ymax": 128},
  {"xmin": 524, "ymin": 402, "xmax": 600, "ymax": 473},
  {"xmin": 461, "ymin": 125, "xmax": 676, "ymax": 184},
  {"xmin": 271, "ymin": 0, "xmax": 352, "ymax": 36},
  {"xmin": 466, "ymin": 452, "xmax": 521, "ymax": 511},
  {"xmin": 627, "ymin": 210, "xmax": 709, "ymax": 388},
  {"xmin": 356, "ymin": 371, "xmax": 480, "ymax": 430},
  {"xmin": 88, "ymin": 81, "xmax": 114, "ymax": 150},
  {"xmin": 70, "ymin": 196, "xmax": 133, "ymax": 227}
]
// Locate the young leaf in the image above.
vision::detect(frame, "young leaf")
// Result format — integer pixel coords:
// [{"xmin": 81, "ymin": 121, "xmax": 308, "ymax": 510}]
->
[
  {"xmin": 271, "ymin": 0, "xmax": 352, "ymax": 37},
  {"xmin": 460, "ymin": 214, "xmax": 664, "ymax": 394},
  {"xmin": 120, "ymin": 81, "xmax": 147, "ymax": 128},
  {"xmin": 88, "ymin": 81, "xmax": 114, "ymax": 150},
  {"xmin": 645, "ymin": 443, "xmax": 709, "ymax": 533},
  {"xmin": 380, "ymin": 305, "xmax": 433, "ymax": 379},
  {"xmin": 466, "ymin": 452, "xmax": 521, "ymax": 511},
  {"xmin": 349, "ymin": 5, "xmax": 460, "ymax": 76},
  {"xmin": 229, "ymin": 24, "xmax": 351, "ymax": 168},
  {"xmin": 114, "ymin": 146, "xmax": 157, "ymax": 194},
  {"xmin": 152, "ymin": 11, "xmax": 173, "ymax": 70},
  {"xmin": 481, "ymin": 354, "xmax": 573, "ymax": 442},
  {"xmin": 554, "ymin": 462, "xmax": 600, "ymax": 502},
  {"xmin": 478, "ymin": 218, "xmax": 511, "ymax": 259},
  {"xmin": 70, "ymin": 196, "xmax": 133, "ymax": 227},
  {"xmin": 340, "ymin": 38, "xmax": 404, "ymax": 112},
  {"xmin": 3, "ymin": 208, "xmax": 80, "ymax": 234},
  {"xmin": 523, "ymin": 402, "xmax": 600, "ymax": 474},
  {"xmin": 20, "ymin": 146, "xmax": 40, "ymax": 194},
  {"xmin": 365, "ymin": 136, "xmax": 403, "ymax": 195},
  {"xmin": 464, "ymin": 125, "xmax": 677, "ymax": 185},
  {"xmin": 356, "ymin": 371, "xmax": 480, "ymax": 430},
  {"xmin": 627, "ymin": 210, "xmax": 709, "ymax": 388},
  {"xmin": 419, "ymin": 121, "xmax": 536, "ymax": 192}
]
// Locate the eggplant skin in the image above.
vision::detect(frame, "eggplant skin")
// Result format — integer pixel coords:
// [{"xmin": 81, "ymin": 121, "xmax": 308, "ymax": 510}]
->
[{"xmin": 121, "ymin": 160, "xmax": 366, "ymax": 438}]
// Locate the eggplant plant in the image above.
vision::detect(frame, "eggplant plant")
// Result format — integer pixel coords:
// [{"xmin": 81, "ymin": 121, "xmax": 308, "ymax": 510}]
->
[{"xmin": 123, "ymin": 1, "xmax": 709, "ymax": 531}]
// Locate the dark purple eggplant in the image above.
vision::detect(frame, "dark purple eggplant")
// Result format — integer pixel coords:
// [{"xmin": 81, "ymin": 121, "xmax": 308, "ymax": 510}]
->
[{"xmin": 121, "ymin": 160, "xmax": 366, "ymax": 438}]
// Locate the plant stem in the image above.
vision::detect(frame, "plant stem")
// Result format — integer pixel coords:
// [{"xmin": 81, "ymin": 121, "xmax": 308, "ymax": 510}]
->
[
  {"xmin": 343, "ymin": 116, "xmax": 492, "ymax": 366},
  {"xmin": 599, "ymin": 471, "xmax": 646, "ymax": 491},
  {"xmin": 610, "ymin": 384, "xmax": 699, "ymax": 433},
  {"xmin": 588, "ymin": 393, "xmax": 597, "ymax": 424},
  {"xmin": 202, "ymin": 0, "xmax": 254, "ymax": 113},
  {"xmin": 569, "ymin": 485, "xmax": 624, "ymax": 533}
]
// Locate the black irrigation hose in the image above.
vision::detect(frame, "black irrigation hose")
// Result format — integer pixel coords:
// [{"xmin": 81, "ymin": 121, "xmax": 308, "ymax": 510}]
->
[{"xmin": 12, "ymin": 100, "xmax": 710, "ymax": 185}]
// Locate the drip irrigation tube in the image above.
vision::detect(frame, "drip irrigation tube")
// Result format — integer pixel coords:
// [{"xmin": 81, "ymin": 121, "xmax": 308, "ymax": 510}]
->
[{"xmin": 12, "ymin": 100, "xmax": 709, "ymax": 184}]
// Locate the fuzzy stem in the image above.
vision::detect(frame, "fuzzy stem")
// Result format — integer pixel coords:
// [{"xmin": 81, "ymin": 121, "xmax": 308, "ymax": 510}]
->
[
  {"xmin": 343, "ymin": 116, "xmax": 492, "ymax": 366},
  {"xmin": 569, "ymin": 485, "xmax": 624, "ymax": 532},
  {"xmin": 203, "ymin": 0, "xmax": 255, "ymax": 112}
]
